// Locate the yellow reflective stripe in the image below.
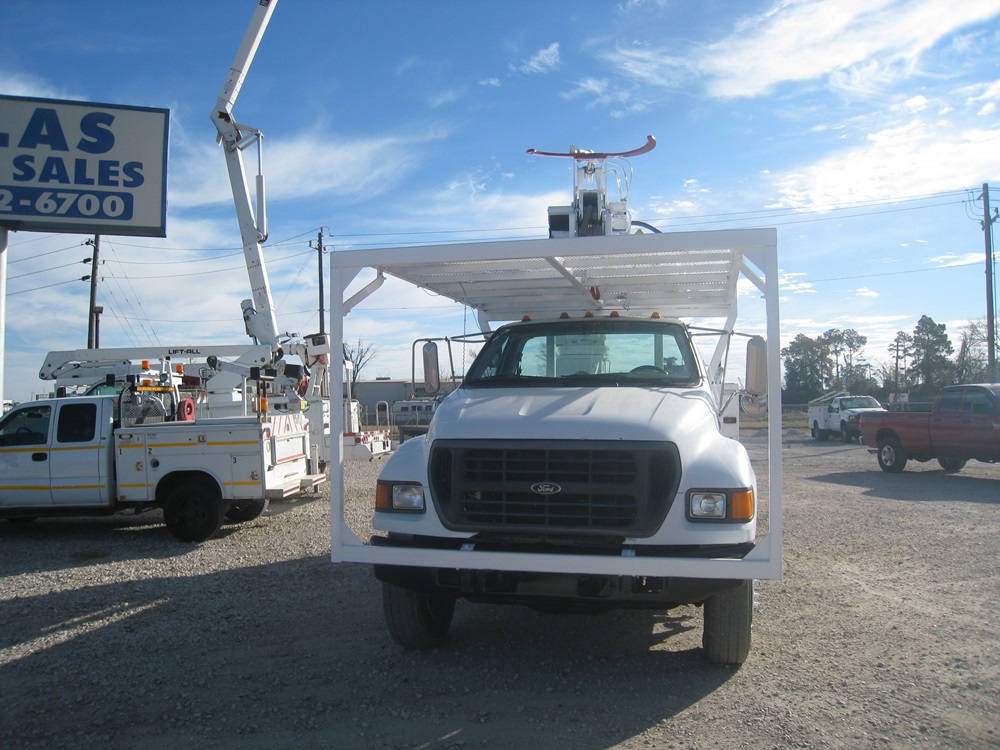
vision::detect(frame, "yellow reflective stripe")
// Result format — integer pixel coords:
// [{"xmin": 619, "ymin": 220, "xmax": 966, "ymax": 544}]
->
[{"xmin": 133, "ymin": 441, "xmax": 259, "ymax": 449}]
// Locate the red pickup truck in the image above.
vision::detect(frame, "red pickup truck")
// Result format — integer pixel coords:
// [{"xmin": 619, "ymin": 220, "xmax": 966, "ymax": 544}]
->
[{"xmin": 859, "ymin": 384, "xmax": 1000, "ymax": 473}]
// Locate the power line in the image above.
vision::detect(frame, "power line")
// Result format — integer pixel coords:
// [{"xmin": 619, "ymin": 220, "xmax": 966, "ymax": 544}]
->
[
  {"xmin": 7, "ymin": 276, "xmax": 87, "ymax": 296},
  {"xmin": 97, "ymin": 255, "xmax": 312, "ymax": 279},
  {"xmin": 805, "ymin": 259, "xmax": 979, "ymax": 285},
  {"xmin": 660, "ymin": 197, "xmax": 967, "ymax": 231},
  {"xmin": 102, "ymin": 238, "xmax": 161, "ymax": 346},
  {"xmin": 8, "ymin": 260, "xmax": 87, "ymax": 279},
  {"xmin": 6, "ymin": 240, "xmax": 86, "ymax": 264}
]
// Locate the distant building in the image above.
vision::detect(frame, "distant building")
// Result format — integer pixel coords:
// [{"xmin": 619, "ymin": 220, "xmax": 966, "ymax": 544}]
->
[{"xmin": 349, "ymin": 379, "xmax": 458, "ymax": 426}]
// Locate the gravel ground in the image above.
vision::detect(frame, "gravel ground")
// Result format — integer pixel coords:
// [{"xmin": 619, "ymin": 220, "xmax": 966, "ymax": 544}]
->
[{"xmin": 1, "ymin": 430, "xmax": 997, "ymax": 749}]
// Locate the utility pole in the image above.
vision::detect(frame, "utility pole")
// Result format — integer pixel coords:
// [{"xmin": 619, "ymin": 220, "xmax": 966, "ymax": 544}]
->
[
  {"xmin": 85, "ymin": 235, "xmax": 101, "ymax": 348},
  {"xmin": 982, "ymin": 185, "xmax": 998, "ymax": 382},
  {"xmin": 310, "ymin": 228, "xmax": 326, "ymax": 335}
]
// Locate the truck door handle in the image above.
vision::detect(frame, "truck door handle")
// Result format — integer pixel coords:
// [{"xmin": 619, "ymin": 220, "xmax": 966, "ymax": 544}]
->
[{"xmin": 32, "ymin": 453, "xmax": 48, "ymax": 462}]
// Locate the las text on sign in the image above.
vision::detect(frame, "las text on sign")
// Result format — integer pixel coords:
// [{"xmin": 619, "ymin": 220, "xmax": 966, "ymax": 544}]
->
[{"xmin": 0, "ymin": 95, "xmax": 169, "ymax": 237}]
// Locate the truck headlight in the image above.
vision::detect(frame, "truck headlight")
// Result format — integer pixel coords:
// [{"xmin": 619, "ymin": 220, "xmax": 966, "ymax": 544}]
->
[
  {"xmin": 376, "ymin": 481, "xmax": 425, "ymax": 512},
  {"xmin": 690, "ymin": 492, "xmax": 726, "ymax": 518},
  {"xmin": 686, "ymin": 489, "xmax": 754, "ymax": 522}
]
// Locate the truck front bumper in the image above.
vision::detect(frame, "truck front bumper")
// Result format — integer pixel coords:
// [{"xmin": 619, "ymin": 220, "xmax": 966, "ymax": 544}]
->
[
  {"xmin": 371, "ymin": 534, "xmax": 752, "ymax": 609},
  {"xmin": 374, "ymin": 562, "xmax": 743, "ymax": 609}
]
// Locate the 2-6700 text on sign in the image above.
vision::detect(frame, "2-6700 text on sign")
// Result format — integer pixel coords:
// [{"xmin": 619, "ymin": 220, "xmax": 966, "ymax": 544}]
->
[{"xmin": 0, "ymin": 185, "xmax": 133, "ymax": 222}]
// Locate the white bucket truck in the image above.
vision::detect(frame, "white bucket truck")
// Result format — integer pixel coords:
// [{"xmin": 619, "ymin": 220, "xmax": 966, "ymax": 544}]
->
[{"xmin": 329, "ymin": 140, "xmax": 783, "ymax": 665}]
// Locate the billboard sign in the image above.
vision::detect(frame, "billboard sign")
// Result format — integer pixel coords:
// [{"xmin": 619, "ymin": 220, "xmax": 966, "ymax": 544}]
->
[{"xmin": 0, "ymin": 95, "xmax": 168, "ymax": 237}]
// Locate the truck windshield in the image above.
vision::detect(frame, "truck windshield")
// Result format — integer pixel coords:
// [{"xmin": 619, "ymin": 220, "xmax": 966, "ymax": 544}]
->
[
  {"xmin": 464, "ymin": 318, "xmax": 701, "ymax": 387},
  {"xmin": 840, "ymin": 397, "xmax": 881, "ymax": 409}
]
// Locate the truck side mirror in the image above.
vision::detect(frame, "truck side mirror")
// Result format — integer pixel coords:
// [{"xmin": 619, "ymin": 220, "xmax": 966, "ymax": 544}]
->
[
  {"xmin": 744, "ymin": 336, "xmax": 767, "ymax": 395},
  {"xmin": 423, "ymin": 342, "xmax": 441, "ymax": 394}
]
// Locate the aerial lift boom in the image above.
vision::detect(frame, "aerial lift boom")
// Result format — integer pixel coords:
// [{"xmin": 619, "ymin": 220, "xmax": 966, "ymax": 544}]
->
[
  {"xmin": 205, "ymin": 0, "xmax": 389, "ymax": 463},
  {"xmin": 210, "ymin": 0, "xmax": 280, "ymax": 347}
]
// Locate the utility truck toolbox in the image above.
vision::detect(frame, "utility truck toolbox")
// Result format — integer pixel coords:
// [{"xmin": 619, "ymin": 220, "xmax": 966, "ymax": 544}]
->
[{"xmin": 327, "ymin": 137, "xmax": 784, "ymax": 666}]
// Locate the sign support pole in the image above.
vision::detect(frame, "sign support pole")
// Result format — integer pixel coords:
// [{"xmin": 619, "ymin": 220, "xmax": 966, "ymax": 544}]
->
[{"xmin": 0, "ymin": 226, "xmax": 7, "ymax": 405}]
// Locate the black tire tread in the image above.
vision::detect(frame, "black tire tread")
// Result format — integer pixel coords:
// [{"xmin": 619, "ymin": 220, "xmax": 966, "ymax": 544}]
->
[
  {"xmin": 382, "ymin": 582, "xmax": 455, "ymax": 650},
  {"xmin": 703, "ymin": 580, "xmax": 753, "ymax": 665}
]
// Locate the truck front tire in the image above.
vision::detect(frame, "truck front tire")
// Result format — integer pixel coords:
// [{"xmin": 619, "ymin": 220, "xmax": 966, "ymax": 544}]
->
[
  {"xmin": 703, "ymin": 579, "xmax": 753, "ymax": 665},
  {"xmin": 163, "ymin": 481, "xmax": 225, "ymax": 542},
  {"xmin": 382, "ymin": 582, "xmax": 456, "ymax": 650}
]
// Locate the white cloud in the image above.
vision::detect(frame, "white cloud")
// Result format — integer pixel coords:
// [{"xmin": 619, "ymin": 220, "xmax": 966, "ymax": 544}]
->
[
  {"xmin": 967, "ymin": 79, "xmax": 1000, "ymax": 115},
  {"xmin": 769, "ymin": 119, "xmax": 1000, "ymax": 207},
  {"xmin": 856, "ymin": 287, "xmax": 879, "ymax": 297},
  {"xmin": 699, "ymin": 0, "xmax": 1000, "ymax": 99},
  {"xmin": 0, "ymin": 70, "xmax": 80, "ymax": 100},
  {"xmin": 169, "ymin": 127, "xmax": 448, "ymax": 209},
  {"xmin": 597, "ymin": 46, "xmax": 694, "ymax": 89},
  {"xmin": 927, "ymin": 252, "xmax": 982, "ymax": 268},
  {"xmin": 514, "ymin": 43, "xmax": 561, "ymax": 74},
  {"xmin": 428, "ymin": 90, "xmax": 460, "ymax": 108},
  {"xmin": 560, "ymin": 76, "xmax": 642, "ymax": 115},
  {"xmin": 563, "ymin": 77, "xmax": 609, "ymax": 99},
  {"xmin": 780, "ymin": 271, "xmax": 816, "ymax": 295}
]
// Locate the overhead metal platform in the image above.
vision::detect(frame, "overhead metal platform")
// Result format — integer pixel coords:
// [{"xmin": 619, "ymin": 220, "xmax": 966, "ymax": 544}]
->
[{"xmin": 332, "ymin": 228, "xmax": 777, "ymax": 325}]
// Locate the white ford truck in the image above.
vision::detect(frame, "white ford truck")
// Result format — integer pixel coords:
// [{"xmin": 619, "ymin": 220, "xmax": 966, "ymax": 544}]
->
[
  {"xmin": 329, "ymin": 140, "xmax": 783, "ymax": 665},
  {"xmin": 0, "ymin": 382, "xmax": 323, "ymax": 541},
  {"xmin": 808, "ymin": 392, "xmax": 885, "ymax": 443}
]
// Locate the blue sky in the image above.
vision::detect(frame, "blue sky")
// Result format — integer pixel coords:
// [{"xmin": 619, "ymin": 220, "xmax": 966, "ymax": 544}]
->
[{"xmin": 2, "ymin": 0, "xmax": 1000, "ymax": 403}]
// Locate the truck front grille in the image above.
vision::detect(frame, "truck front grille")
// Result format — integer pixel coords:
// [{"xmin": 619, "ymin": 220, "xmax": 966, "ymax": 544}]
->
[{"xmin": 429, "ymin": 440, "xmax": 680, "ymax": 537}]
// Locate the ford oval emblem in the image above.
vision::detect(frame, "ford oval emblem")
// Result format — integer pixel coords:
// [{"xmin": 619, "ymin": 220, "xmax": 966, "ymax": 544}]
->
[{"xmin": 531, "ymin": 482, "xmax": 562, "ymax": 495}]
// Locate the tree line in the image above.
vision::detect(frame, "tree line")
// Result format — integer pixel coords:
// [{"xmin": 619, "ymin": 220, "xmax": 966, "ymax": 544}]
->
[{"xmin": 782, "ymin": 315, "xmax": 992, "ymax": 404}]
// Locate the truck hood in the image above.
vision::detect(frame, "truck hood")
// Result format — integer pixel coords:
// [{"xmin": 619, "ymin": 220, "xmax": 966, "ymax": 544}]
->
[{"xmin": 428, "ymin": 386, "xmax": 719, "ymax": 443}]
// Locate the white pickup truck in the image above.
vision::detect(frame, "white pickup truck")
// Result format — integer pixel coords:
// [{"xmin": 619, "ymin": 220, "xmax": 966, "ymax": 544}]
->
[
  {"xmin": 0, "ymin": 384, "xmax": 323, "ymax": 541},
  {"xmin": 808, "ymin": 394, "xmax": 885, "ymax": 443}
]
